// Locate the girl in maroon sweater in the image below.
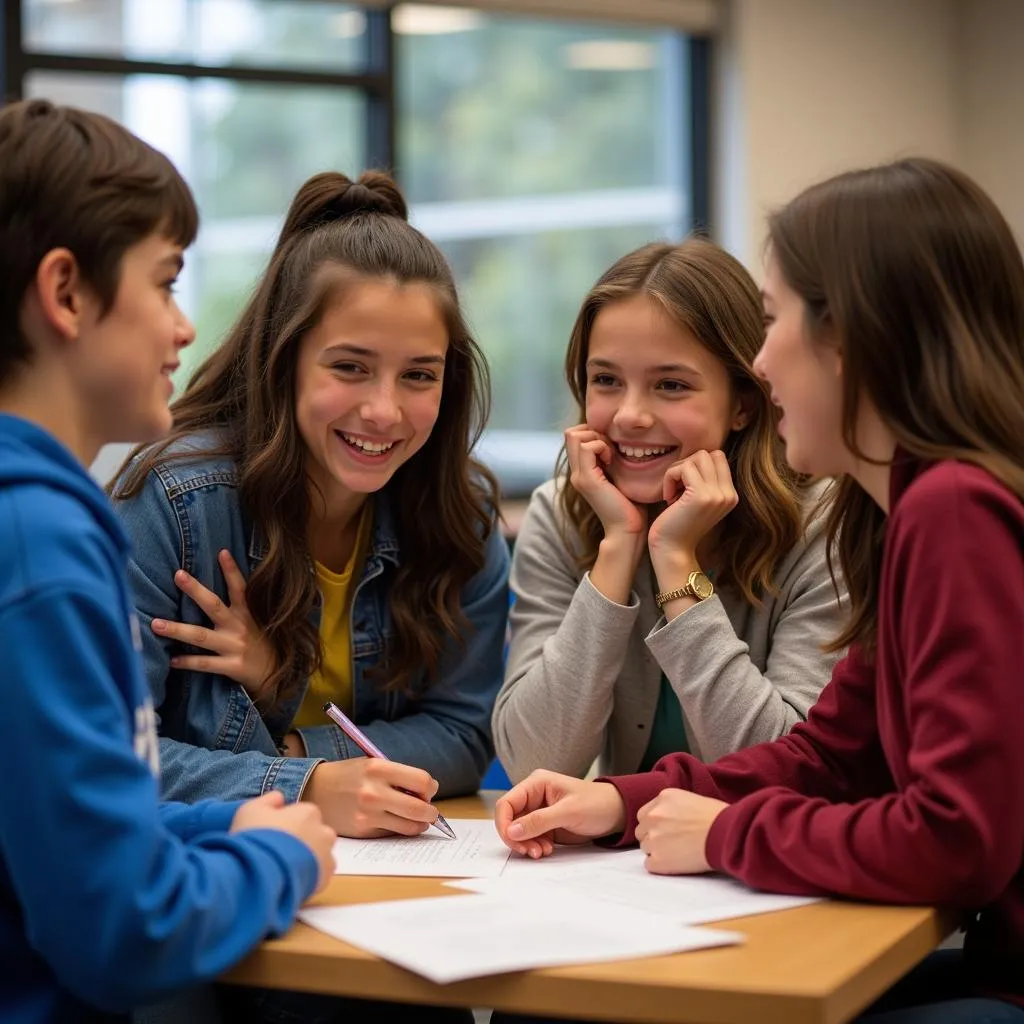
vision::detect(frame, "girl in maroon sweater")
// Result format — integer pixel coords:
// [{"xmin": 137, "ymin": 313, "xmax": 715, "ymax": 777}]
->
[{"xmin": 494, "ymin": 157, "xmax": 1024, "ymax": 1023}]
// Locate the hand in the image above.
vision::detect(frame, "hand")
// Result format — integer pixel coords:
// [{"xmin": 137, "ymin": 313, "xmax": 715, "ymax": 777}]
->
[
  {"xmin": 231, "ymin": 790, "xmax": 337, "ymax": 893},
  {"xmin": 565, "ymin": 425, "xmax": 647, "ymax": 538},
  {"xmin": 494, "ymin": 769, "xmax": 626, "ymax": 859},
  {"xmin": 647, "ymin": 449, "xmax": 738, "ymax": 561},
  {"xmin": 635, "ymin": 789, "xmax": 728, "ymax": 876},
  {"xmin": 151, "ymin": 549, "xmax": 275, "ymax": 701},
  {"xmin": 303, "ymin": 758, "xmax": 441, "ymax": 839}
]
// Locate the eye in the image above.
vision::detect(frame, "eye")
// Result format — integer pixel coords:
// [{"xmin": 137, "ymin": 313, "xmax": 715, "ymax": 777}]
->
[
  {"xmin": 161, "ymin": 279, "xmax": 179, "ymax": 296},
  {"xmin": 403, "ymin": 368, "xmax": 440, "ymax": 384},
  {"xmin": 589, "ymin": 373, "xmax": 618, "ymax": 387},
  {"xmin": 762, "ymin": 313, "xmax": 775, "ymax": 327},
  {"xmin": 657, "ymin": 379, "xmax": 691, "ymax": 394},
  {"xmin": 330, "ymin": 362, "xmax": 365, "ymax": 375}
]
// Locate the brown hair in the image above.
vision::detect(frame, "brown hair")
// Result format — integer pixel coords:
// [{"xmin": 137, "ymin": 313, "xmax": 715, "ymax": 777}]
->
[
  {"xmin": 560, "ymin": 239, "xmax": 805, "ymax": 605},
  {"xmin": 0, "ymin": 98, "xmax": 197, "ymax": 387},
  {"xmin": 114, "ymin": 170, "xmax": 498, "ymax": 702},
  {"xmin": 768, "ymin": 157, "xmax": 1024, "ymax": 653}
]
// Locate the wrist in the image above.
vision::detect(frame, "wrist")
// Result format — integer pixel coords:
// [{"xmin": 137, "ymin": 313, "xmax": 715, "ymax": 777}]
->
[
  {"xmin": 650, "ymin": 548, "xmax": 700, "ymax": 590},
  {"xmin": 592, "ymin": 533, "xmax": 645, "ymax": 605},
  {"xmin": 595, "ymin": 782, "xmax": 628, "ymax": 835},
  {"xmin": 598, "ymin": 528, "xmax": 647, "ymax": 569},
  {"xmin": 280, "ymin": 730, "xmax": 307, "ymax": 758}
]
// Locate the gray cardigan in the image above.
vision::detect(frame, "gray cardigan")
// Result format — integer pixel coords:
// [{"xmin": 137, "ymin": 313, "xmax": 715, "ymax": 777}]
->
[{"xmin": 493, "ymin": 479, "xmax": 846, "ymax": 782}]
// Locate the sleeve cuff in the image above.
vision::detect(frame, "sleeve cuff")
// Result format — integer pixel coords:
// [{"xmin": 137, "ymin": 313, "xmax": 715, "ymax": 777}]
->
[
  {"xmin": 645, "ymin": 593, "xmax": 729, "ymax": 649},
  {"xmin": 581, "ymin": 571, "xmax": 641, "ymax": 613},
  {"xmin": 704, "ymin": 801, "xmax": 740, "ymax": 872},
  {"xmin": 593, "ymin": 771, "xmax": 676, "ymax": 847},
  {"xmin": 261, "ymin": 755, "xmax": 324, "ymax": 803}
]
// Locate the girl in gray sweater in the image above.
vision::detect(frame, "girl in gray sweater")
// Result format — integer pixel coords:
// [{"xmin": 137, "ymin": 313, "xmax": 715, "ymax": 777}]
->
[{"xmin": 492, "ymin": 239, "xmax": 846, "ymax": 782}]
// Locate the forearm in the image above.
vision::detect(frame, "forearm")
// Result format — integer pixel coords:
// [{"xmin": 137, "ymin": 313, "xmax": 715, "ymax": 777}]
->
[
  {"xmin": 647, "ymin": 599, "xmax": 829, "ymax": 761},
  {"xmin": 494, "ymin": 573, "xmax": 640, "ymax": 781}
]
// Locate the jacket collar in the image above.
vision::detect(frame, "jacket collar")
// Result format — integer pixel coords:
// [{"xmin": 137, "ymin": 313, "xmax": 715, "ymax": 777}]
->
[{"xmin": 247, "ymin": 491, "xmax": 400, "ymax": 566}]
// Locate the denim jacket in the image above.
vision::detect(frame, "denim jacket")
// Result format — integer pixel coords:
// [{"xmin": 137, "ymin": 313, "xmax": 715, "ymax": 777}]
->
[{"xmin": 111, "ymin": 433, "xmax": 510, "ymax": 804}]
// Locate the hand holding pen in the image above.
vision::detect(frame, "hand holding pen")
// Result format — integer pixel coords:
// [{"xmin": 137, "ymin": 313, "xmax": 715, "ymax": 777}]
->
[{"xmin": 322, "ymin": 702, "xmax": 456, "ymax": 840}]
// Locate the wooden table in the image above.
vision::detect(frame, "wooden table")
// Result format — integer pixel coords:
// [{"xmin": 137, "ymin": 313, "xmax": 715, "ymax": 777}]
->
[{"xmin": 222, "ymin": 793, "xmax": 949, "ymax": 1024}]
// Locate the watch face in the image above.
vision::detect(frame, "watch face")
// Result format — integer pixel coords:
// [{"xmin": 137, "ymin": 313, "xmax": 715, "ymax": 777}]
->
[{"xmin": 691, "ymin": 572, "xmax": 714, "ymax": 600}]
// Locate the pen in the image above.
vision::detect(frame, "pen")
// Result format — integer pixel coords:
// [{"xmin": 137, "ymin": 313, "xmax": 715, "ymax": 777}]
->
[{"xmin": 322, "ymin": 701, "xmax": 456, "ymax": 840}]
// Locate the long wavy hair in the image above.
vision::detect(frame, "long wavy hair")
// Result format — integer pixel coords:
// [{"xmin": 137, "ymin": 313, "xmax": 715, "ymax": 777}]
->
[
  {"xmin": 113, "ymin": 170, "xmax": 498, "ymax": 702},
  {"xmin": 768, "ymin": 157, "xmax": 1024, "ymax": 653},
  {"xmin": 559, "ymin": 239, "xmax": 806, "ymax": 606}
]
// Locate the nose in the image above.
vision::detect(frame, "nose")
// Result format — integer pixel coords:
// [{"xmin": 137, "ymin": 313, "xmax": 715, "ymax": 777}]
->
[
  {"xmin": 360, "ymin": 383, "xmax": 402, "ymax": 430},
  {"xmin": 175, "ymin": 304, "xmax": 196, "ymax": 350},
  {"xmin": 612, "ymin": 387, "xmax": 654, "ymax": 432}
]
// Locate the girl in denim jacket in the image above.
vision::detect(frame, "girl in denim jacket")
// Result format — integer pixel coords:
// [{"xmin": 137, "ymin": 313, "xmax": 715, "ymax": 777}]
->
[{"xmin": 111, "ymin": 171, "xmax": 509, "ymax": 850}]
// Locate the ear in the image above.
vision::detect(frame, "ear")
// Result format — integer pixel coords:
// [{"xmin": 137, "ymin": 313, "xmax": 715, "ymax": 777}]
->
[
  {"xmin": 32, "ymin": 248, "xmax": 85, "ymax": 343},
  {"xmin": 729, "ymin": 387, "xmax": 757, "ymax": 433}
]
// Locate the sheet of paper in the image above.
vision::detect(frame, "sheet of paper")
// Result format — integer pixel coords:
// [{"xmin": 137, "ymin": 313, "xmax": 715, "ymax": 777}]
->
[
  {"xmin": 499, "ymin": 842, "xmax": 641, "ymax": 877},
  {"xmin": 300, "ymin": 892, "xmax": 742, "ymax": 984},
  {"xmin": 451, "ymin": 856, "xmax": 819, "ymax": 925},
  {"xmin": 332, "ymin": 818, "xmax": 511, "ymax": 877}
]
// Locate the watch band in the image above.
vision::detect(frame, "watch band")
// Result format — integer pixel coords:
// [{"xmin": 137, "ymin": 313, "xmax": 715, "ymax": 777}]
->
[
  {"xmin": 655, "ymin": 585, "xmax": 693, "ymax": 609},
  {"xmin": 655, "ymin": 570, "xmax": 713, "ymax": 609}
]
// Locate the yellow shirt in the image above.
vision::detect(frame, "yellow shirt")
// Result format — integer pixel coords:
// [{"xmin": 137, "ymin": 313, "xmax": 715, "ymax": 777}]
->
[{"xmin": 291, "ymin": 506, "xmax": 372, "ymax": 728}]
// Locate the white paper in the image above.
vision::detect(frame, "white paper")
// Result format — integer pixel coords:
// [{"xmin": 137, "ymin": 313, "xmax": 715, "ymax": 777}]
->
[
  {"xmin": 332, "ymin": 818, "xmax": 511, "ymax": 878},
  {"xmin": 450, "ymin": 848, "xmax": 819, "ymax": 926},
  {"xmin": 499, "ymin": 842, "xmax": 637, "ymax": 877},
  {"xmin": 299, "ymin": 892, "xmax": 742, "ymax": 984}
]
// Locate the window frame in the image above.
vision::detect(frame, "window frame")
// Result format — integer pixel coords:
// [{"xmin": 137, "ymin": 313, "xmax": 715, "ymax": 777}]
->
[{"xmin": 2, "ymin": 0, "xmax": 711, "ymax": 498}]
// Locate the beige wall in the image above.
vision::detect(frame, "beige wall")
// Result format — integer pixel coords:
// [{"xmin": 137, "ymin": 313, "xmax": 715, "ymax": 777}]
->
[
  {"xmin": 713, "ymin": 0, "xmax": 1024, "ymax": 270},
  {"xmin": 958, "ymin": 0, "xmax": 1024, "ymax": 247}
]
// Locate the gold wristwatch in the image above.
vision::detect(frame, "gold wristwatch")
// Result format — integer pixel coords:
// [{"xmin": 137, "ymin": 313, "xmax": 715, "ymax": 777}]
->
[{"xmin": 655, "ymin": 570, "xmax": 714, "ymax": 609}]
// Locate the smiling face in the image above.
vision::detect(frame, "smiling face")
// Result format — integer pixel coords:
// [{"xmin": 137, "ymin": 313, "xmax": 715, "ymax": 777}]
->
[
  {"xmin": 584, "ymin": 292, "xmax": 748, "ymax": 504},
  {"xmin": 294, "ymin": 277, "xmax": 449, "ymax": 511},
  {"xmin": 72, "ymin": 232, "xmax": 194, "ymax": 445},
  {"xmin": 754, "ymin": 253, "xmax": 846, "ymax": 477}
]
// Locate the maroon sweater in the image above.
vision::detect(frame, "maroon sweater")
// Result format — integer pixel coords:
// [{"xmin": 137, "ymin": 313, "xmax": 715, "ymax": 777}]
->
[{"xmin": 604, "ymin": 457, "xmax": 1024, "ymax": 1003}]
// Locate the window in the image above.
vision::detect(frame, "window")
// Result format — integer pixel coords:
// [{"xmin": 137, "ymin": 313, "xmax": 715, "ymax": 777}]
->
[{"xmin": 6, "ymin": 0, "xmax": 708, "ymax": 496}]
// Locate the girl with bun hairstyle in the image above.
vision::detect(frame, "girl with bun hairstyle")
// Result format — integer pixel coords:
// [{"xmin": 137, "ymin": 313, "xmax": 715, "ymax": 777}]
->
[{"xmin": 111, "ymin": 171, "xmax": 508, "ymax": 852}]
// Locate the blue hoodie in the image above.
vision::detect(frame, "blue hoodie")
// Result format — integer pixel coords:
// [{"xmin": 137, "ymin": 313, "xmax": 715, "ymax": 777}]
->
[{"xmin": 0, "ymin": 415, "xmax": 320, "ymax": 1023}]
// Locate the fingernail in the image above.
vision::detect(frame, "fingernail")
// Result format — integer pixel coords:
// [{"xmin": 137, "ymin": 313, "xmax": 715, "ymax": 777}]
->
[
  {"xmin": 152, "ymin": 619, "xmax": 166, "ymax": 630},
  {"xmin": 508, "ymin": 823, "xmax": 524, "ymax": 839},
  {"xmin": 169, "ymin": 657, "xmax": 180, "ymax": 666}
]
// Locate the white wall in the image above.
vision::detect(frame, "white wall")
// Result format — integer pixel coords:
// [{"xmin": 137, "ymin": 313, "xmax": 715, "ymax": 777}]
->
[{"xmin": 713, "ymin": 0, "xmax": 1024, "ymax": 270}]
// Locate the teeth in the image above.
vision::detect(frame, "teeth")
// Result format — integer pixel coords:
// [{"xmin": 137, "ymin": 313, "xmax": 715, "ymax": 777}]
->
[
  {"xmin": 617, "ymin": 444, "xmax": 672, "ymax": 459},
  {"xmin": 341, "ymin": 433, "xmax": 395, "ymax": 454}
]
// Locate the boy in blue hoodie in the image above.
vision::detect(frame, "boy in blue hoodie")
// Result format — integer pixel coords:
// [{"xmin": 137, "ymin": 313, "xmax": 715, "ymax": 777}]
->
[{"xmin": 0, "ymin": 98, "xmax": 337, "ymax": 1023}]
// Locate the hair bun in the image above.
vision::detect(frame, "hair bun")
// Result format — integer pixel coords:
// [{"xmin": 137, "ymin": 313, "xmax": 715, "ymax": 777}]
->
[{"xmin": 279, "ymin": 170, "xmax": 408, "ymax": 242}]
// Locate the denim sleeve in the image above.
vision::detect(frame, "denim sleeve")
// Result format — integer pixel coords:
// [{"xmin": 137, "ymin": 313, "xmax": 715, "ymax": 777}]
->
[
  {"xmin": 114, "ymin": 469, "xmax": 323, "ymax": 804},
  {"xmin": 295, "ymin": 524, "xmax": 510, "ymax": 798}
]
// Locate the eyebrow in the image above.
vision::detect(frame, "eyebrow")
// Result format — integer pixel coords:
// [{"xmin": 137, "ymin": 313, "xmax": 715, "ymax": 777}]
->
[
  {"xmin": 587, "ymin": 357, "xmax": 704, "ymax": 378},
  {"xmin": 323, "ymin": 343, "xmax": 446, "ymax": 366}
]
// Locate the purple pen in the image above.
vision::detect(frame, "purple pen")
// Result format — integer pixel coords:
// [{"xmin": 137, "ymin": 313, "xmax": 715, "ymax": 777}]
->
[{"xmin": 322, "ymin": 701, "xmax": 456, "ymax": 839}]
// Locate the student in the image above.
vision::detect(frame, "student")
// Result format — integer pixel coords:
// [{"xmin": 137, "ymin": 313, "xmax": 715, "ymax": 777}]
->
[
  {"xmin": 492, "ymin": 239, "xmax": 844, "ymax": 783},
  {"xmin": 110, "ymin": 170, "xmax": 509, "ymax": 842},
  {"xmin": 0, "ymin": 97, "xmax": 337, "ymax": 1023},
  {"xmin": 494, "ymin": 158, "xmax": 1024, "ymax": 1023}
]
